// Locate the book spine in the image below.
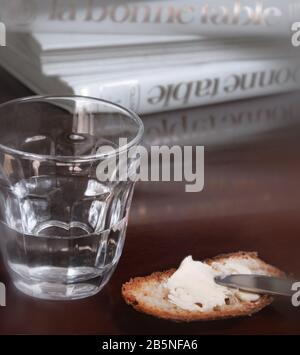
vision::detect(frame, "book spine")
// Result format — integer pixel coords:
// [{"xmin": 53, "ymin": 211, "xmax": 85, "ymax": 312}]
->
[
  {"xmin": 0, "ymin": 0, "xmax": 297, "ymax": 36},
  {"xmin": 75, "ymin": 59, "xmax": 300, "ymax": 114}
]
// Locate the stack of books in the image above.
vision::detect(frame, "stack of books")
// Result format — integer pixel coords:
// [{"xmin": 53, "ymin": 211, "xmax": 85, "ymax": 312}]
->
[{"xmin": 0, "ymin": 0, "xmax": 299, "ymax": 114}]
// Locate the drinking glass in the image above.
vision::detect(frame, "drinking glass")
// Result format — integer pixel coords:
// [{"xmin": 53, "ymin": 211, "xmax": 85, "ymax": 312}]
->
[{"xmin": 0, "ymin": 96, "xmax": 144, "ymax": 300}]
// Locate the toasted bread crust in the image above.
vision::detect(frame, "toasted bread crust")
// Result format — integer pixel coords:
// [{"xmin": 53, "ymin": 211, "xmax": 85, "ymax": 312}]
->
[{"xmin": 122, "ymin": 251, "xmax": 284, "ymax": 322}]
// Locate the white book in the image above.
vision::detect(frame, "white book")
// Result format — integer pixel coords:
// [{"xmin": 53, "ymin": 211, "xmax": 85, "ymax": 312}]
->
[
  {"xmin": 0, "ymin": 0, "xmax": 297, "ymax": 37},
  {"xmin": 8, "ymin": 32, "xmax": 295, "ymax": 77},
  {"xmin": 29, "ymin": 32, "xmax": 201, "ymax": 51},
  {"xmin": 0, "ymin": 44, "xmax": 299, "ymax": 114},
  {"xmin": 10, "ymin": 32, "xmax": 250, "ymax": 63},
  {"xmin": 41, "ymin": 44, "xmax": 296, "ymax": 76}
]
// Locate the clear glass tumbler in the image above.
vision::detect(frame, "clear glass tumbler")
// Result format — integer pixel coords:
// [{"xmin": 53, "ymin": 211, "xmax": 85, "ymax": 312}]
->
[{"xmin": 0, "ymin": 96, "xmax": 143, "ymax": 300}]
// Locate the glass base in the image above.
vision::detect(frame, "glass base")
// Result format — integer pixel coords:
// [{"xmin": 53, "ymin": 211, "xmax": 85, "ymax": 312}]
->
[
  {"xmin": 11, "ymin": 265, "xmax": 116, "ymax": 300},
  {"xmin": 14, "ymin": 280, "xmax": 102, "ymax": 301}
]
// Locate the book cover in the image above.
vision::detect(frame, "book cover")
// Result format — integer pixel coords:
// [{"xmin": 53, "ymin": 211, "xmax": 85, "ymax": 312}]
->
[{"xmin": 0, "ymin": 0, "xmax": 297, "ymax": 36}]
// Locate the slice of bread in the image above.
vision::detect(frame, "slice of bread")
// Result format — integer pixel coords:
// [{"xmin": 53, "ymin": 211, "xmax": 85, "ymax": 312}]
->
[{"xmin": 122, "ymin": 251, "xmax": 284, "ymax": 322}]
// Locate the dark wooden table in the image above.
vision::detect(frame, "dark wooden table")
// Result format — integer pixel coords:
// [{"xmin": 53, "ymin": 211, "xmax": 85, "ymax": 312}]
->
[{"xmin": 0, "ymin": 67, "xmax": 300, "ymax": 335}]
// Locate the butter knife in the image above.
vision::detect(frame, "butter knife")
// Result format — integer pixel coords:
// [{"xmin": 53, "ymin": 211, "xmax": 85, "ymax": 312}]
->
[{"xmin": 215, "ymin": 274, "xmax": 295, "ymax": 297}]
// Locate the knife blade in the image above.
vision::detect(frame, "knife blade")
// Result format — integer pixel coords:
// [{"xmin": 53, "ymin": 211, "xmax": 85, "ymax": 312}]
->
[{"xmin": 214, "ymin": 274, "xmax": 295, "ymax": 297}]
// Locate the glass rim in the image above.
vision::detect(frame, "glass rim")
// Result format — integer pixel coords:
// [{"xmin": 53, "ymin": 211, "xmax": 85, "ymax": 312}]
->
[{"xmin": 0, "ymin": 95, "xmax": 144, "ymax": 163}]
